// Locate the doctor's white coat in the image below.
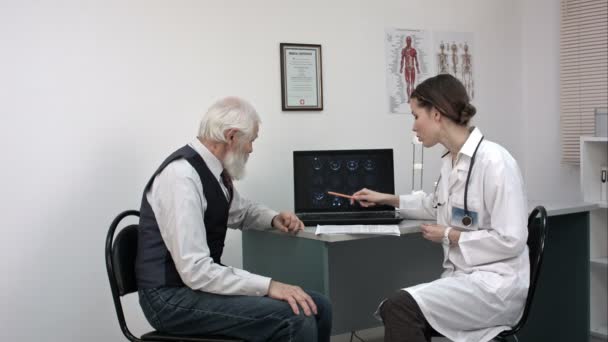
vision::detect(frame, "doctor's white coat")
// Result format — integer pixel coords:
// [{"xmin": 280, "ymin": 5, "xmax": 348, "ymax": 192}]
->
[{"xmin": 395, "ymin": 128, "xmax": 529, "ymax": 342}]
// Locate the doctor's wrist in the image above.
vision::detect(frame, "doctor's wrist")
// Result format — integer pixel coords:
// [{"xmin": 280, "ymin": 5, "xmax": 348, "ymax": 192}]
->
[
  {"xmin": 448, "ymin": 229, "xmax": 460, "ymax": 245},
  {"xmin": 442, "ymin": 227, "xmax": 452, "ymax": 246},
  {"xmin": 383, "ymin": 194, "xmax": 399, "ymax": 207}
]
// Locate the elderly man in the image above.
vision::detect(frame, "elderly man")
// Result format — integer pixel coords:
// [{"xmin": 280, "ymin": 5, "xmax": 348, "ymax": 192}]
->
[{"xmin": 135, "ymin": 97, "xmax": 332, "ymax": 342}]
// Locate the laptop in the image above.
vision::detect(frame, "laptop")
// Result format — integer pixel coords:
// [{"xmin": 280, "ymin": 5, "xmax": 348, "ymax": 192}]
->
[{"xmin": 293, "ymin": 149, "xmax": 404, "ymax": 226}]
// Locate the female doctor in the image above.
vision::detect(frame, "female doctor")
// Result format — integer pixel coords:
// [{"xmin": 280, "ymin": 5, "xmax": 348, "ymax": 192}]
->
[{"xmin": 352, "ymin": 74, "xmax": 529, "ymax": 342}]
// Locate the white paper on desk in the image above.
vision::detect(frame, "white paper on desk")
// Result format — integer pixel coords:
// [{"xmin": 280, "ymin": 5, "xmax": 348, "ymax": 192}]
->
[{"xmin": 315, "ymin": 225, "xmax": 401, "ymax": 236}]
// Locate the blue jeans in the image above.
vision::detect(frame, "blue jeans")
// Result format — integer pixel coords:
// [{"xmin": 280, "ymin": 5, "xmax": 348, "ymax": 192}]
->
[{"xmin": 139, "ymin": 286, "xmax": 332, "ymax": 342}]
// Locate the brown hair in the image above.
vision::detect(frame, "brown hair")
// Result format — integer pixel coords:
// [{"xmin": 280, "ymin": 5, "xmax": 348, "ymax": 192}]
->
[{"xmin": 410, "ymin": 74, "xmax": 476, "ymax": 126}]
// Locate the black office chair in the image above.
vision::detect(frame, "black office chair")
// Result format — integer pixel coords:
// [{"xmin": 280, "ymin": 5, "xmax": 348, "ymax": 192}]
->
[
  {"xmin": 431, "ymin": 205, "xmax": 549, "ymax": 342},
  {"xmin": 493, "ymin": 205, "xmax": 548, "ymax": 342},
  {"xmin": 106, "ymin": 210, "xmax": 243, "ymax": 342}
]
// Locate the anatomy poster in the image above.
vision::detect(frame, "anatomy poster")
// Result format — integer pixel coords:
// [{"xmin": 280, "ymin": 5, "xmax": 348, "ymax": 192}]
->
[
  {"xmin": 432, "ymin": 31, "xmax": 475, "ymax": 100},
  {"xmin": 385, "ymin": 28, "xmax": 433, "ymax": 114}
]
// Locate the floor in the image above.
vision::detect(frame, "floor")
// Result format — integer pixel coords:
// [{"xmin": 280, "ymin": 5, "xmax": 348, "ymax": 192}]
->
[
  {"xmin": 331, "ymin": 327, "xmax": 605, "ymax": 342},
  {"xmin": 330, "ymin": 327, "xmax": 450, "ymax": 342}
]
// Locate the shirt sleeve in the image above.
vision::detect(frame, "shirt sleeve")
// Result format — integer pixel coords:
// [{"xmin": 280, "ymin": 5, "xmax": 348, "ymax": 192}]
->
[
  {"xmin": 227, "ymin": 188, "xmax": 278, "ymax": 231},
  {"xmin": 147, "ymin": 160, "xmax": 271, "ymax": 296},
  {"xmin": 398, "ymin": 191, "xmax": 437, "ymax": 220},
  {"xmin": 458, "ymin": 156, "xmax": 528, "ymax": 266}
]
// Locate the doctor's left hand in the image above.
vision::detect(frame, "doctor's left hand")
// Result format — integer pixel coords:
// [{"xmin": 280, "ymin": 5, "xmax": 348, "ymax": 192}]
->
[
  {"xmin": 272, "ymin": 212, "xmax": 305, "ymax": 234},
  {"xmin": 420, "ymin": 223, "xmax": 447, "ymax": 243}
]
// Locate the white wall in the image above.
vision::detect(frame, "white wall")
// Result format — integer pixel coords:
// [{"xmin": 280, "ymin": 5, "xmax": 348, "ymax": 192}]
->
[
  {"xmin": 521, "ymin": 0, "xmax": 581, "ymax": 202},
  {"xmin": 0, "ymin": 0, "xmax": 557, "ymax": 340}
]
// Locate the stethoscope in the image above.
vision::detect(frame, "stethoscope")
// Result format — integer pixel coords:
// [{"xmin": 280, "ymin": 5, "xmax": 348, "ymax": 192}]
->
[{"xmin": 432, "ymin": 136, "xmax": 484, "ymax": 227}]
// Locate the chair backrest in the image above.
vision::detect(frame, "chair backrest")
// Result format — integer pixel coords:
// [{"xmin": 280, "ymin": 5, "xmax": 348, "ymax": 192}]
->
[
  {"xmin": 113, "ymin": 225, "xmax": 139, "ymax": 295},
  {"xmin": 105, "ymin": 210, "xmax": 141, "ymax": 342},
  {"xmin": 501, "ymin": 205, "xmax": 548, "ymax": 336}
]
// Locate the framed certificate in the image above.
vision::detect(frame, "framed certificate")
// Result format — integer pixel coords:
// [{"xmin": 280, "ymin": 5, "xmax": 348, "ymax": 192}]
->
[{"xmin": 280, "ymin": 43, "xmax": 323, "ymax": 111}]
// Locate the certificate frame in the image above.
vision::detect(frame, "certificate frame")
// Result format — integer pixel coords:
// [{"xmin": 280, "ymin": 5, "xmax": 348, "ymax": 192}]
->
[{"xmin": 280, "ymin": 43, "xmax": 323, "ymax": 111}]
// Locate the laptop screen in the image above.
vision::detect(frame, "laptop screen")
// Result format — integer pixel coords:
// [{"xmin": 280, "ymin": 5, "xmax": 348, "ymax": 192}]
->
[{"xmin": 293, "ymin": 149, "xmax": 396, "ymax": 213}]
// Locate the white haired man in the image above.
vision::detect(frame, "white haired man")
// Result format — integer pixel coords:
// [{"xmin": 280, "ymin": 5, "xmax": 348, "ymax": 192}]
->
[{"xmin": 135, "ymin": 97, "xmax": 332, "ymax": 341}]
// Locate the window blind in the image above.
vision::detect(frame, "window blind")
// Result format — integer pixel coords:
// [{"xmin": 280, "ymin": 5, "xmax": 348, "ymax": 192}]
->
[{"xmin": 560, "ymin": 0, "xmax": 608, "ymax": 164}]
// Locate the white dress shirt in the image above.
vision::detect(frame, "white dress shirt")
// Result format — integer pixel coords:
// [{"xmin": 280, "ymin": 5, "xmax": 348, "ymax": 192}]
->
[{"xmin": 146, "ymin": 138, "xmax": 278, "ymax": 296}]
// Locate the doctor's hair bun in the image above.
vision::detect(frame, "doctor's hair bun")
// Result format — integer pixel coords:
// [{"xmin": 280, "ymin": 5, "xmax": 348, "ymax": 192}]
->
[
  {"xmin": 411, "ymin": 74, "xmax": 476, "ymax": 127},
  {"xmin": 459, "ymin": 103, "xmax": 477, "ymax": 125}
]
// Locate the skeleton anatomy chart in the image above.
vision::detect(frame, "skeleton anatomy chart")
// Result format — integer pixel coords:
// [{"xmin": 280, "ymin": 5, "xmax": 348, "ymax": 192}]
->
[{"xmin": 433, "ymin": 31, "xmax": 475, "ymax": 100}]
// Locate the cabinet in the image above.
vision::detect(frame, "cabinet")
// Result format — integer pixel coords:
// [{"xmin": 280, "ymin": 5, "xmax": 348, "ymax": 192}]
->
[{"xmin": 580, "ymin": 136, "xmax": 608, "ymax": 340}]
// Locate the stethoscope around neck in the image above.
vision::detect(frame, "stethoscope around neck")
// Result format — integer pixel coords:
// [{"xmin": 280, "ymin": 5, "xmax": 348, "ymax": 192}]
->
[{"xmin": 432, "ymin": 136, "xmax": 484, "ymax": 227}]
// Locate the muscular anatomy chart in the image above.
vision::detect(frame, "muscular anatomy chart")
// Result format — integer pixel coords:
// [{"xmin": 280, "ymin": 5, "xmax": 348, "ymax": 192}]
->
[{"xmin": 385, "ymin": 28, "xmax": 432, "ymax": 114}]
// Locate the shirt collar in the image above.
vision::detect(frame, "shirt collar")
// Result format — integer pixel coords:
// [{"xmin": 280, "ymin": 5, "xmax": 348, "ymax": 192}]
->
[
  {"xmin": 459, "ymin": 126, "xmax": 483, "ymax": 158},
  {"xmin": 188, "ymin": 138, "xmax": 224, "ymax": 181},
  {"xmin": 439, "ymin": 126, "xmax": 484, "ymax": 159}
]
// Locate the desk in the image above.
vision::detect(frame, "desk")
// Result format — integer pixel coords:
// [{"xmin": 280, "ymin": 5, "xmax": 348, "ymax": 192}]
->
[{"xmin": 242, "ymin": 201, "xmax": 596, "ymax": 339}]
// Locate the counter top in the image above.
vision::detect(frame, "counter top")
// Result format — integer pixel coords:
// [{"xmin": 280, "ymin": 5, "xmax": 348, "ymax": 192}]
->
[
  {"xmin": 253, "ymin": 200, "xmax": 599, "ymax": 242},
  {"xmin": 528, "ymin": 200, "xmax": 598, "ymax": 216}
]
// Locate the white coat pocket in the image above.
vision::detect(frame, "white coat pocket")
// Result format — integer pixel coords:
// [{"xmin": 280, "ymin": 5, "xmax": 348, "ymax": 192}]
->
[{"xmin": 471, "ymin": 271, "xmax": 509, "ymax": 302}]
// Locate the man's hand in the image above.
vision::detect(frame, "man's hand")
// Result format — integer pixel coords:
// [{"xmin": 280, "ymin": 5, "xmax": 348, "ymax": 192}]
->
[
  {"xmin": 268, "ymin": 280, "xmax": 318, "ymax": 316},
  {"xmin": 272, "ymin": 212, "xmax": 304, "ymax": 234}
]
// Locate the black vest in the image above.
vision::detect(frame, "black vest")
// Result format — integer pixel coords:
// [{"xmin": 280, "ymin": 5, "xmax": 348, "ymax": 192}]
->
[{"xmin": 135, "ymin": 145, "xmax": 230, "ymax": 289}]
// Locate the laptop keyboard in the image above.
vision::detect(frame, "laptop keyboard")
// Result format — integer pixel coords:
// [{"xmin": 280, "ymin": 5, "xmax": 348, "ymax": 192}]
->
[{"xmin": 297, "ymin": 211, "xmax": 397, "ymax": 220}]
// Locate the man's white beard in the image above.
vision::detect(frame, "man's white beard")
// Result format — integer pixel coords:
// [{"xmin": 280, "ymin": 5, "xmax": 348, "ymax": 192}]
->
[{"xmin": 223, "ymin": 149, "xmax": 248, "ymax": 180}]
